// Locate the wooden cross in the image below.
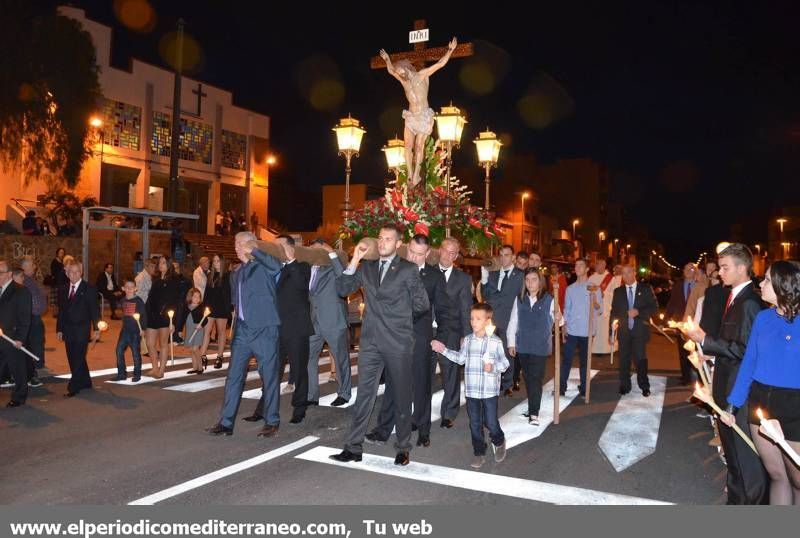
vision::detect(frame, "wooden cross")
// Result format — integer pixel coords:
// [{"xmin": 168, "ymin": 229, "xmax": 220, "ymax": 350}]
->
[
  {"xmin": 370, "ymin": 19, "xmax": 474, "ymax": 71},
  {"xmin": 191, "ymin": 83, "xmax": 207, "ymax": 116}
]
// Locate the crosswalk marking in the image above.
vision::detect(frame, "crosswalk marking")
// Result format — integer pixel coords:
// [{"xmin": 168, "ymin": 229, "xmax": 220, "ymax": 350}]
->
[
  {"xmin": 598, "ymin": 375, "xmax": 667, "ymax": 472},
  {"xmin": 165, "ymin": 371, "xmax": 259, "ymax": 393},
  {"xmin": 318, "ymin": 383, "xmax": 384, "ymax": 408},
  {"xmin": 295, "ymin": 445, "xmax": 672, "ymax": 505},
  {"xmin": 501, "ymin": 368, "xmax": 599, "ymax": 450},
  {"xmin": 242, "ymin": 365, "xmax": 360, "ymax": 400},
  {"xmin": 106, "ymin": 360, "xmax": 231, "ymax": 385},
  {"xmin": 129, "ymin": 436, "xmax": 319, "ymax": 505}
]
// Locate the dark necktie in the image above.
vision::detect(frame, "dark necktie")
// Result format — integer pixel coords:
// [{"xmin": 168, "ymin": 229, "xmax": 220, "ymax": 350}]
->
[
  {"xmin": 723, "ymin": 290, "xmax": 734, "ymax": 316},
  {"xmin": 379, "ymin": 260, "xmax": 387, "ymax": 285},
  {"xmin": 68, "ymin": 284, "xmax": 76, "ymax": 301},
  {"xmin": 499, "ymin": 270, "xmax": 510, "ymax": 291}
]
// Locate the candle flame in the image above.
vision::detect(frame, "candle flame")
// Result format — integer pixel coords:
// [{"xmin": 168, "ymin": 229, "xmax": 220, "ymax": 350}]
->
[
  {"xmin": 204, "ymin": 307, "xmax": 211, "ymax": 316},
  {"xmin": 686, "ymin": 316, "xmax": 695, "ymax": 330},
  {"xmin": 167, "ymin": 310, "xmax": 174, "ymax": 318},
  {"xmin": 97, "ymin": 321, "xmax": 108, "ymax": 331},
  {"xmin": 756, "ymin": 408, "xmax": 765, "ymax": 421},
  {"xmin": 486, "ymin": 322, "xmax": 496, "ymax": 337},
  {"xmin": 659, "ymin": 313, "xmax": 665, "ymax": 320},
  {"xmin": 133, "ymin": 313, "xmax": 140, "ymax": 320}
]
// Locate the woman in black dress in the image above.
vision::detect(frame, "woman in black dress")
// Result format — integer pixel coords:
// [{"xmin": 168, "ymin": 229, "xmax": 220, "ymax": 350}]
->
[
  {"xmin": 201, "ymin": 254, "xmax": 232, "ymax": 369},
  {"xmin": 145, "ymin": 256, "xmax": 182, "ymax": 378},
  {"xmin": 49, "ymin": 247, "xmax": 67, "ymax": 315}
]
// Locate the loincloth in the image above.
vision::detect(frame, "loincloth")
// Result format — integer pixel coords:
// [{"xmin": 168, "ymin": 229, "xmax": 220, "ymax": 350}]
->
[{"xmin": 402, "ymin": 107, "xmax": 435, "ymax": 136}]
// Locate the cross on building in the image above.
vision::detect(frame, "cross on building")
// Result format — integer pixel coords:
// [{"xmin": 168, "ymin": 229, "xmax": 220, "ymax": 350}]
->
[
  {"xmin": 191, "ymin": 83, "xmax": 207, "ymax": 116},
  {"xmin": 370, "ymin": 19, "xmax": 474, "ymax": 71}
]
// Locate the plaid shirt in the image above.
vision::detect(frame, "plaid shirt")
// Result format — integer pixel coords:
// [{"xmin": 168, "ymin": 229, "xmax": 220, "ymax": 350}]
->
[
  {"xmin": 442, "ymin": 333, "xmax": 509, "ymax": 399},
  {"xmin": 23, "ymin": 274, "xmax": 47, "ymax": 316}
]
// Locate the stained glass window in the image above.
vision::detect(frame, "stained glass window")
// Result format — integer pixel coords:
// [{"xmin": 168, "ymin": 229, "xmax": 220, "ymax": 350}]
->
[
  {"xmin": 150, "ymin": 111, "xmax": 214, "ymax": 164},
  {"xmin": 100, "ymin": 98, "xmax": 141, "ymax": 150},
  {"xmin": 221, "ymin": 130, "xmax": 247, "ymax": 170}
]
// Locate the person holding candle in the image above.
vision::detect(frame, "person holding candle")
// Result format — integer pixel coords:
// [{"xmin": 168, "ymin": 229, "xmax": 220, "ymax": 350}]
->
[
  {"xmin": 0, "ymin": 258, "xmax": 32, "ymax": 407},
  {"xmin": 432, "ymin": 303, "xmax": 509, "ymax": 469},
  {"xmin": 507, "ymin": 268, "xmax": 560, "ymax": 425},
  {"xmin": 184, "ymin": 288, "xmax": 209, "ymax": 374},
  {"xmin": 721, "ymin": 260, "xmax": 800, "ymax": 505},
  {"xmin": 113, "ymin": 279, "xmax": 146, "ymax": 382},
  {"xmin": 201, "ymin": 255, "xmax": 232, "ymax": 370},
  {"xmin": 145, "ymin": 256, "xmax": 182, "ymax": 379},
  {"xmin": 684, "ymin": 243, "xmax": 768, "ymax": 505},
  {"xmin": 560, "ymin": 258, "xmax": 602, "ymax": 397}
]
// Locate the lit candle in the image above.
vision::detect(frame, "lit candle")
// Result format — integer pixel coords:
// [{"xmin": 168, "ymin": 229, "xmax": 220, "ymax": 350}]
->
[
  {"xmin": 187, "ymin": 307, "xmax": 212, "ymax": 345},
  {"xmin": 483, "ymin": 322, "xmax": 496, "ymax": 365},
  {"xmin": 693, "ymin": 383, "xmax": 756, "ymax": 453},
  {"xmin": 687, "ymin": 352, "xmax": 709, "ymax": 387},
  {"xmin": 756, "ymin": 408, "xmax": 800, "ymax": 467},
  {"xmin": 97, "ymin": 320, "xmax": 108, "ymax": 332},
  {"xmin": 167, "ymin": 310, "xmax": 175, "ymax": 366}
]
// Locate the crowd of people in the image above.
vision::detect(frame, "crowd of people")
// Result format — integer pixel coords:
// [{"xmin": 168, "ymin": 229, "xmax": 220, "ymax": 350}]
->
[
  {"xmin": 1, "ymin": 231, "xmax": 799, "ymax": 503},
  {"xmin": 214, "ymin": 210, "xmax": 259, "ymax": 237}
]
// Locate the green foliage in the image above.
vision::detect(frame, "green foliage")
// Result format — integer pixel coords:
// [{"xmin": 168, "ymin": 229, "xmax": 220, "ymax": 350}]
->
[{"xmin": 0, "ymin": 1, "xmax": 102, "ymax": 187}]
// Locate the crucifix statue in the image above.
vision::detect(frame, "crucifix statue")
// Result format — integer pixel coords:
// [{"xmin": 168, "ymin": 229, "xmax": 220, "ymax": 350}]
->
[{"xmin": 372, "ymin": 20, "xmax": 474, "ymax": 188}]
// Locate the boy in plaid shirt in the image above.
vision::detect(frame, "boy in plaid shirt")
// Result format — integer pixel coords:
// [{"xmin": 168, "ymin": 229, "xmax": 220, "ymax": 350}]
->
[
  {"xmin": 432, "ymin": 303, "xmax": 509, "ymax": 469},
  {"xmin": 114, "ymin": 279, "xmax": 146, "ymax": 382}
]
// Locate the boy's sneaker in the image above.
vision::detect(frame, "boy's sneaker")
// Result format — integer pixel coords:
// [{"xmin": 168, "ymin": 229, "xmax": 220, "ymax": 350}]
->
[
  {"xmin": 470, "ymin": 455, "xmax": 486, "ymax": 469},
  {"xmin": 28, "ymin": 376, "xmax": 44, "ymax": 387},
  {"xmin": 492, "ymin": 440, "xmax": 507, "ymax": 463}
]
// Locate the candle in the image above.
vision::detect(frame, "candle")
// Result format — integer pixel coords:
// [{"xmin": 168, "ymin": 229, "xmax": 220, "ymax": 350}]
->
[
  {"xmin": 693, "ymin": 383, "xmax": 756, "ymax": 453},
  {"xmin": 97, "ymin": 320, "xmax": 108, "ymax": 332},
  {"xmin": 0, "ymin": 328, "xmax": 41, "ymax": 362},
  {"xmin": 756, "ymin": 408, "xmax": 800, "ymax": 467},
  {"xmin": 687, "ymin": 352, "xmax": 709, "ymax": 387},
  {"xmin": 167, "ymin": 310, "xmax": 175, "ymax": 366},
  {"xmin": 187, "ymin": 307, "xmax": 212, "ymax": 345}
]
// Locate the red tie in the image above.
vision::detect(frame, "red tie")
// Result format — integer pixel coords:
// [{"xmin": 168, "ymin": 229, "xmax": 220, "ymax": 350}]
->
[
  {"xmin": 723, "ymin": 290, "xmax": 734, "ymax": 316},
  {"xmin": 68, "ymin": 284, "xmax": 76, "ymax": 301}
]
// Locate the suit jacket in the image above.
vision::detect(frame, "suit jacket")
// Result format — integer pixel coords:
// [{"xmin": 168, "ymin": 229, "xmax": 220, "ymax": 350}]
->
[
  {"xmin": 416, "ymin": 264, "xmax": 452, "ymax": 345},
  {"xmin": 665, "ymin": 279, "xmax": 690, "ymax": 321},
  {"xmin": 700, "ymin": 284, "xmax": 728, "ymax": 339},
  {"xmin": 95, "ymin": 272, "xmax": 120, "ymax": 294},
  {"xmin": 57, "ymin": 280, "xmax": 100, "ymax": 340},
  {"xmin": 230, "ymin": 249, "xmax": 282, "ymax": 329},
  {"xmin": 702, "ymin": 282, "xmax": 764, "ymax": 368},
  {"xmin": 336, "ymin": 255, "xmax": 430, "ymax": 351},
  {"xmin": 310, "ymin": 256, "xmax": 348, "ymax": 334},
  {"xmin": 481, "ymin": 267, "xmax": 524, "ymax": 330},
  {"xmin": 0, "ymin": 282, "xmax": 32, "ymax": 346},
  {"xmin": 443, "ymin": 267, "xmax": 473, "ymax": 348},
  {"xmin": 277, "ymin": 259, "xmax": 313, "ymax": 337},
  {"xmin": 611, "ymin": 281, "xmax": 658, "ymax": 340}
]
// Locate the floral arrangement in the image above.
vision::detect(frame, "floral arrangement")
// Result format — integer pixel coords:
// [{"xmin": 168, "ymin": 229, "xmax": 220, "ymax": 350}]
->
[{"xmin": 338, "ymin": 138, "xmax": 502, "ymax": 255}]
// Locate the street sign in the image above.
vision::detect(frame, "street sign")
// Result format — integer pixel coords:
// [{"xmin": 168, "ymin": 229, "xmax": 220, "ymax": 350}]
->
[{"xmin": 409, "ymin": 28, "xmax": 429, "ymax": 44}]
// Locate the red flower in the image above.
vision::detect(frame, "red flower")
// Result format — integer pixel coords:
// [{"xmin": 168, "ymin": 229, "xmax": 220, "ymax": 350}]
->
[
  {"xmin": 414, "ymin": 222, "xmax": 429, "ymax": 236},
  {"xmin": 433, "ymin": 186, "xmax": 447, "ymax": 198},
  {"xmin": 468, "ymin": 217, "xmax": 482, "ymax": 229},
  {"xmin": 484, "ymin": 227, "xmax": 495, "ymax": 238},
  {"xmin": 391, "ymin": 190, "xmax": 403, "ymax": 208},
  {"xmin": 492, "ymin": 223, "xmax": 504, "ymax": 233},
  {"xmin": 402, "ymin": 208, "xmax": 419, "ymax": 222}
]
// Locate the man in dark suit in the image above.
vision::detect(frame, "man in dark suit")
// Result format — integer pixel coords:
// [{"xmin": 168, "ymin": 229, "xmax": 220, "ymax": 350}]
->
[
  {"xmin": 95, "ymin": 263, "xmax": 123, "ymax": 320},
  {"xmin": 331, "ymin": 225, "xmax": 430, "ymax": 466},
  {"xmin": 480, "ymin": 244, "xmax": 524, "ymax": 395},
  {"xmin": 208, "ymin": 232, "xmax": 285, "ymax": 437},
  {"xmin": 685, "ymin": 243, "xmax": 767, "ymax": 505},
  {"xmin": 0, "ymin": 258, "xmax": 32, "ymax": 407},
  {"xmin": 666, "ymin": 262, "xmax": 698, "ymax": 384},
  {"xmin": 368, "ymin": 234, "xmax": 452, "ymax": 447},
  {"xmin": 57, "ymin": 261, "xmax": 100, "ymax": 397},
  {"xmin": 435, "ymin": 237, "xmax": 473, "ymax": 428},
  {"xmin": 306, "ymin": 239, "xmax": 351, "ymax": 407},
  {"xmin": 247, "ymin": 235, "xmax": 312, "ymax": 424},
  {"xmin": 610, "ymin": 265, "xmax": 658, "ymax": 396}
]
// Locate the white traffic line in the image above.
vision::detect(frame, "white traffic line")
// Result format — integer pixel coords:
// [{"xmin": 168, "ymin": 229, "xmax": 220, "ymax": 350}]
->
[
  {"xmin": 430, "ymin": 382, "xmax": 466, "ymax": 423},
  {"xmin": 129, "ymin": 436, "xmax": 319, "ymax": 505},
  {"xmin": 107, "ymin": 361, "xmax": 231, "ymax": 385},
  {"xmin": 295, "ymin": 445, "xmax": 672, "ymax": 505},
  {"xmin": 241, "ymin": 365, "xmax": 360, "ymax": 400},
  {"xmin": 318, "ymin": 383, "xmax": 384, "ymax": 408},
  {"xmin": 501, "ymin": 368, "xmax": 599, "ymax": 450},
  {"xmin": 165, "ymin": 371, "xmax": 260, "ymax": 393},
  {"xmin": 598, "ymin": 375, "xmax": 667, "ymax": 472}
]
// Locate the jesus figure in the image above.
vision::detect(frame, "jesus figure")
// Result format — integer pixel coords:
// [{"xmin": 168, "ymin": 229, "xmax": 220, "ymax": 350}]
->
[{"xmin": 379, "ymin": 37, "xmax": 458, "ymax": 188}]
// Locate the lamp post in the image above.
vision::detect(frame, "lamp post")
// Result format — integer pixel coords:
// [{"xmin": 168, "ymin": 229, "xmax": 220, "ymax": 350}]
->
[
  {"xmin": 474, "ymin": 128, "xmax": 502, "ymax": 210},
  {"xmin": 89, "ymin": 116, "xmax": 104, "ymax": 165},
  {"xmin": 520, "ymin": 192, "xmax": 530, "ymax": 251},
  {"xmin": 332, "ymin": 114, "xmax": 365, "ymax": 220},
  {"xmin": 434, "ymin": 104, "xmax": 467, "ymax": 237},
  {"xmin": 381, "ymin": 137, "xmax": 406, "ymax": 188}
]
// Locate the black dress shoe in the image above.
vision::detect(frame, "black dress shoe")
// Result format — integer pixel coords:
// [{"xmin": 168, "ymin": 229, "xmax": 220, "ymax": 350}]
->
[
  {"xmin": 504, "ymin": 388, "xmax": 514, "ymax": 397},
  {"xmin": 365, "ymin": 431, "xmax": 388, "ymax": 444},
  {"xmin": 242, "ymin": 413, "xmax": 263, "ymax": 422},
  {"xmin": 206, "ymin": 424, "xmax": 233, "ymax": 436},
  {"xmin": 512, "ymin": 382, "xmax": 521, "ymax": 391},
  {"xmin": 330, "ymin": 396, "xmax": 348, "ymax": 407},
  {"xmin": 6, "ymin": 400, "xmax": 22, "ymax": 408},
  {"xmin": 642, "ymin": 388, "xmax": 651, "ymax": 397},
  {"xmin": 394, "ymin": 452, "xmax": 410, "ymax": 466},
  {"xmin": 330, "ymin": 449, "xmax": 362, "ymax": 462},
  {"xmin": 416, "ymin": 435, "xmax": 430, "ymax": 447},
  {"xmin": 307, "ymin": 400, "xmax": 319, "ymax": 406},
  {"xmin": 619, "ymin": 386, "xmax": 631, "ymax": 395},
  {"xmin": 440, "ymin": 418, "xmax": 454, "ymax": 429},
  {"xmin": 63, "ymin": 391, "xmax": 78, "ymax": 398},
  {"xmin": 214, "ymin": 358, "xmax": 223, "ymax": 369},
  {"xmin": 289, "ymin": 414, "xmax": 305, "ymax": 424},
  {"xmin": 257, "ymin": 424, "xmax": 279, "ymax": 438},
  {"xmin": 411, "ymin": 423, "xmax": 418, "ymax": 431}
]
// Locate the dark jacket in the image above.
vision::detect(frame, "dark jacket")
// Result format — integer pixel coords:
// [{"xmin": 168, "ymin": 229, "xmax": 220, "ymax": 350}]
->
[
  {"xmin": 702, "ymin": 282, "xmax": 764, "ymax": 368},
  {"xmin": 416, "ymin": 264, "xmax": 452, "ymax": 345},
  {"xmin": 95, "ymin": 271, "xmax": 121, "ymax": 295},
  {"xmin": 57, "ymin": 280, "xmax": 100, "ymax": 340},
  {"xmin": 611, "ymin": 281, "xmax": 658, "ymax": 339},
  {"xmin": 277, "ymin": 260, "xmax": 313, "ymax": 337},
  {"xmin": 443, "ymin": 267, "xmax": 473, "ymax": 348},
  {"xmin": 481, "ymin": 267, "xmax": 524, "ymax": 330},
  {"xmin": 0, "ymin": 282, "xmax": 32, "ymax": 344},
  {"xmin": 665, "ymin": 279, "xmax": 690, "ymax": 321},
  {"xmin": 229, "ymin": 248, "xmax": 282, "ymax": 329}
]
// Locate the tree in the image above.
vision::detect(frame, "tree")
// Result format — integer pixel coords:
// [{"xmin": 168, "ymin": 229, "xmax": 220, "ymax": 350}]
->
[{"xmin": 0, "ymin": 1, "xmax": 102, "ymax": 187}]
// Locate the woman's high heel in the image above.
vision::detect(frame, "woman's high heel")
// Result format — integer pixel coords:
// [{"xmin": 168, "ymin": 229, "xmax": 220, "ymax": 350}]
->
[
  {"xmin": 214, "ymin": 357, "xmax": 223, "ymax": 369},
  {"xmin": 201, "ymin": 355, "xmax": 208, "ymax": 368}
]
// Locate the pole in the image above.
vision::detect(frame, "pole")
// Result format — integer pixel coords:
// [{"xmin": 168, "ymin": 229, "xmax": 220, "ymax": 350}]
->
[
  {"xmin": 586, "ymin": 287, "xmax": 595, "ymax": 403},
  {"xmin": 167, "ymin": 18, "xmax": 185, "ymax": 213},
  {"xmin": 443, "ymin": 141, "xmax": 453, "ymax": 238},
  {"xmin": 552, "ymin": 281, "xmax": 561, "ymax": 425},
  {"xmin": 342, "ymin": 151, "xmax": 353, "ymax": 219},
  {"xmin": 484, "ymin": 163, "xmax": 491, "ymax": 210}
]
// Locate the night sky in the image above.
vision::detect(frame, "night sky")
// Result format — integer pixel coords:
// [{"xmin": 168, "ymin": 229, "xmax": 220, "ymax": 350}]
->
[{"xmin": 53, "ymin": 1, "xmax": 800, "ymax": 263}]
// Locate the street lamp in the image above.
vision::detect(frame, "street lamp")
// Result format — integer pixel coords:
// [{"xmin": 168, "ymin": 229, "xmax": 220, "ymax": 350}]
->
[
  {"xmin": 598, "ymin": 231, "xmax": 606, "ymax": 251},
  {"xmin": 266, "ymin": 154, "xmax": 277, "ymax": 166},
  {"xmin": 89, "ymin": 115, "xmax": 105, "ymax": 166},
  {"xmin": 435, "ymin": 104, "xmax": 467, "ymax": 237},
  {"xmin": 572, "ymin": 219, "xmax": 580, "ymax": 239},
  {"xmin": 381, "ymin": 137, "xmax": 406, "ymax": 186},
  {"xmin": 754, "ymin": 244, "xmax": 761, "ymax": 256},
  {"xmin": 777, "ymin": 218, "xmax": 788, "ymax": 233},
  {"xmin": 332, "ymin": 114, "xmax": 365, "ymax": 219},
  {"xmin": 474, "ymin": 128, "xmax": 502, "ymax": 210}
]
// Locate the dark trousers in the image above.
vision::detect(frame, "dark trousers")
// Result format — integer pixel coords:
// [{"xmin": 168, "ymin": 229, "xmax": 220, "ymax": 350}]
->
[
  {"xmin": 436, "ymin": 332, "xmax": 463, "ymax": 421},
  {"xmin": 307, "ymin": 328, "xmax": 351, "ymax": 401},
  {"xmin": 513, "ymin": 355, "xmax": 523, "ymax": 384},
  {"xmin": 0, "ymin": 344, "xmax": 28, "ymax": 403},
  {"xmin": 116, "ymin": 330, "xmax": 142, "ymax": 378},
  {"xmin": 618, "ymin": 329, "xmax": 650, "ymax": 391},
  {"xmin": 375, "ymin": 331, "xmax": 435, "ymax": 438},
  {"xmin": 345, "ymin": 345, "xmax": 413, "ymax": 455},
  {"xmin": 495, "ymin": 328, "xmax": 514, "ymax": 391},
  {"xmin": 676, "ymin": 335, "xmax": 696, "ymax": 384},
  {"xmin": 518, "ymin": 354, "xmax": 548, "ymax": 415},
  {"xmin": 256, "ymin": 331, "xmax": 310, "ymax": 419},
  {"xmin": 713, "ymin": 359, "xmax": 768, "ymax": 504},
  {"xmin": 99, "ymin": 289, "xmax": 121, "ymax": 314},
  {"xmin": 466, "ymin": 396, "xmax": 504, "ymax": 456},
  {"xmin": 27, "ymin": 315, "xmax": 45, "ymax": 370},
  {"xmin": 64, "ymin": 335, "xmax": 92, "ymax": 394},
  {"xmin": 560, "ymin": 334, "xmax": 588, "ymax": 394},
  {"xmin": 220, "ymin": 322, "xmax": 280, "ymax": 428}
]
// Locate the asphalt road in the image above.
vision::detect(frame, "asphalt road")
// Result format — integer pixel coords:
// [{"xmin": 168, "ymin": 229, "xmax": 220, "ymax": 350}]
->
[{"xmin": 0, "ymin": 333, "xmax": 726, "ymax": 505}]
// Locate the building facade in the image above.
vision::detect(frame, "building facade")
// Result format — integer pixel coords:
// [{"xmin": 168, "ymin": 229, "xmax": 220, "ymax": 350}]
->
[{"xmin": 1, "ymin": 7, "xmax": 271, "ymax": 235}]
